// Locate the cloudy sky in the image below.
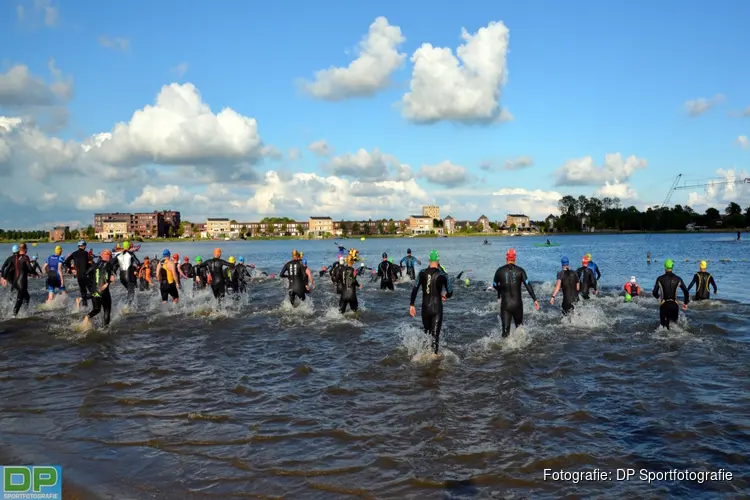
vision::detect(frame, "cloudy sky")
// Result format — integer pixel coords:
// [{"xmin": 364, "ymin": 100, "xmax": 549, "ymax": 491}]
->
[{"xmin": 1, "ymin": 0, "xmax": 749, "ymax": 229}]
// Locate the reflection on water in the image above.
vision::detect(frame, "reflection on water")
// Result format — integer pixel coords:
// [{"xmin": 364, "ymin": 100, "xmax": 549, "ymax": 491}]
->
[{"xmin": 1, "ymin": 234, "xmax": 749, "ymax": 498}]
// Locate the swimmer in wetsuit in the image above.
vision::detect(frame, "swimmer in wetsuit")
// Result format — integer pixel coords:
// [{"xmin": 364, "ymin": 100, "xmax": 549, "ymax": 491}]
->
[
  {"xmin": 138, "ymin": 256, "xmax": 152, "ymax": 290},
  {"xmin": 400, "ymin": 249, "xmax": 421, "ymax": 280},
  {"xmin": 301, "ymin": 257, "xmax": 315, "ymax": 292},
  {"xmin": 377, "ymin": 252, "xmax": 395, "ymax": 290},
  {"xmin": 156, "ymin": 249, "xmax": 179, "ymax": 303},
  {"xmin": 493, "ymin": 248, "xmax": 540, "ymax": 337},
  {"xmin": 330, "ymin": 256, "xmax": 345, "ymax": 294},
  {"xmin": 9, "ymin": 243, "xmax": 39, "ymax": 316},
  {"xmin": 280, "ymin": 249, "xmax": 308, "ymax": 305},
  {"xmin": 29, "ymin": 255, "xmax": 43, "ymax": 276},
  {"xmin": 83, "ymin": 249, "xmax": 115, "ymax": 327},
  {"xmin": 64, "ymin": 240, "xmax": 92, "ymax": 307},
  {"xmin": 43, "ymin": 245, "xmax": 67, "ymax": 302},
  {"xmin": 584, "ymin": 253, "xmax": 601, "ymax": 285},
  {"xmin": 576, "ymin": 256, "xmax": 598, "ymax": 299},
  {"xmin": 652, "ymin": 258, "xmax": 689, "ymax": 329},
  {"xmin": 389, "ymin": 257, "xmax": 402, "ymax": 281},
  {"xmin": 550, "ymin": 255, "xmax": 579, "ymax": 315},
  {"xmin": 113, "ymin": 241, "xmax": 140, "ymax": 304},
  {"xmin": 687, "ymin": 260, "xmax": 718, "ymax": 301},
  {"xmin": 337, "ymin": 256, "xmax": 361, "ymax": 313},
  {"xmin": 234, "ymin": 257, "xmax": 253, "ymax": 292},
  {"xmin": 193, "ymin": 256, "xmax": 208, "ymax": 289},
  {"xmin": 1, "ymin": 245, "xmax": 19, "ymax": 286},
  {"xmin": 409, "ymin": 250, "xmax": 453, "ymax": 356},
  {"xmin": 196, "ymin": 248, "xmax": 231, "ymax": 301}
]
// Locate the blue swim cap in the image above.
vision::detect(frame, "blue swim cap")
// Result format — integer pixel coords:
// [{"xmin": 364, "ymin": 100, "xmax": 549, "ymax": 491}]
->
[
  {"xmin": 31, "ymin": 255, "xmax": 38, "ymax": 261},
  {"xmin": 561, "ymin": 256, "xmax": 569, "ymax": 266},
  {"xmin": 302, "ymin": 257, "xmax": 307, "ymax": 266},
  {"xmin": 238, "ymin": 256, "xmax": 245, "ymax": 263},
  {"xmin": 162, "ymin": 249, "xmax": 170, "ymax": 257},
  {"xmin": 12, "ymin": 244, "xmax": 18, "ymax": 253}
]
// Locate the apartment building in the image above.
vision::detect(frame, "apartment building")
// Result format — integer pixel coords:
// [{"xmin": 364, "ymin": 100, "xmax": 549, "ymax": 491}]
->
[
  {"xmin": 206, "ymin": 218, "xmax": 231, "ymax": 236},
  {"xmin": 309, "ymin": 216, "xmax": 334, "ymax": 237},
  {"xmin": 477, "ymin": 215, "xmax": 491, "ymax": 232},
  {"xmin": 506, "ymin": 213, "xmax": 530, "ymax": 230},
  {"xmin": 408, "ymin": 215, "xmax": 433, "ymax": 234},
  {"xmin": 443, "ymin": 216, "xmax": 455, "ymax": 234},
  {"xmin": 48, "ymin": 226, "xmax": 68, "ymax": 242},
  {"xmin": 422, "ymin": 205, "xmax": 440, "ymax": 220},
  {"xmin": 99, "ymin": 220, "xmax": 129, "ymax": 240},
  {"xmin": 94, "ymin": 210, "xmax": 181, "ymax": 238}
]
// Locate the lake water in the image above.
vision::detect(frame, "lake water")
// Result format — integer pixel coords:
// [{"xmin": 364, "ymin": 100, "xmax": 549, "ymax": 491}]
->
[{"xmin": 1, "ymin": 233, "xmax": 749, "ymax": 499}]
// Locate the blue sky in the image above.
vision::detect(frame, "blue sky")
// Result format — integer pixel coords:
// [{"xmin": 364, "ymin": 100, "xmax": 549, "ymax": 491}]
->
[{"xmin": 1, "ymin": 0, "xmax": 749, "ymax": 229}]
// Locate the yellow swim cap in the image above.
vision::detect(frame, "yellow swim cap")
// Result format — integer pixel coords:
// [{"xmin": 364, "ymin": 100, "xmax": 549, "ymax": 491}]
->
[
  {"xmin": 228, "ymin": 256, "xmax": 236, "ymax": 264},
  {"xmin": 700, "ymin": 260, "xmax": 707, "ymax": 269},
  {"xmin": 54, "ymin": 245, "xmax": 62, "ymax": 255}
]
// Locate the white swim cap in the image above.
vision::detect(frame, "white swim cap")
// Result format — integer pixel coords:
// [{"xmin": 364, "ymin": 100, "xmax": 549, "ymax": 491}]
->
[{"xmin": 630, "ymin": 276, "xmax": 636, "ymax": 283}]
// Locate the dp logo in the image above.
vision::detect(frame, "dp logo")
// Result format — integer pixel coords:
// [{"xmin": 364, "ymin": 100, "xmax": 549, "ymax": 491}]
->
[{"xmin": 1, "ymin": 466, "xmax": 62, "ymax": 499}]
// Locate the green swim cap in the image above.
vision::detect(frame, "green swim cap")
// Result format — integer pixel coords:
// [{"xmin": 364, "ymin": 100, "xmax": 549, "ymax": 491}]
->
[
  {"xmin": 429, "ymin": 249, "xmax": 439, "ymax": 262},
  {"xmin": 122, "ymin": 240, "xmax": 130, "ymax": 250},
  {"xmin": 625, "ymin": 293, "xmax": 632, "ymax": 302},
  {"xmin": 464, "ymin": 278, "xmax": 470, "ymax": 286},
  {"xmin": 196, "ymin": 256, "xmax": 202, "ymax": 263},
  {"xmin": 664, "ymin": 258, "xmax": 674, "ymax": 270},
  {"xmin": 388, "ymin": 257, "xmax": 393, "ymax": 263}
]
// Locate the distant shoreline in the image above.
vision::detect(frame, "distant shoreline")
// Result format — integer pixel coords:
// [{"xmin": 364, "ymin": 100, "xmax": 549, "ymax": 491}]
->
[{"xmin": 0, "ymin": 227, "xmax": 743, "ymax": 245}]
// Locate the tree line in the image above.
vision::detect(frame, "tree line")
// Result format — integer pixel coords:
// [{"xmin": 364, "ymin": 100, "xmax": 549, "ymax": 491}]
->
[{"xmin": 556, "ymin": 195, "xmax": 750, "ymax": 232}]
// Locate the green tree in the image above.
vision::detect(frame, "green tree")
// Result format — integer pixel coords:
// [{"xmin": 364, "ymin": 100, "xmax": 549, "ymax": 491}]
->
[
  {"xmin": 64, "ymin": 227, "xmax": 73, "ymax": 240},
  {"xmin": 387, "ymin": 221, "xmax": 396, "ymax": 234},
  {"xmin": 351, "ymin": 221, "xmax": 361, "ymax": 234},
  {"xmin": 363, "ymin": 223, "xmax": 371, "ymax": 235},
  {"xmin": 726, "ymin": 202, "xmax": 742, "ymax": 216},
  {"xmin": 377, "ymin": 221, "xmax": 384, "ymax": 234},
  {"xmin": 85, "ymin": 225, "xmax": 95, "ymax": 239}
]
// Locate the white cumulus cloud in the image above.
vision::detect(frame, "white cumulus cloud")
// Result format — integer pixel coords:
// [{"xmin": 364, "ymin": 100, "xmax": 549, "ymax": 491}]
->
[
  {"xmin": 327, "ymin": 148, "xmax": 412, "ymax": 181},
  {"xmin": 402, "ymin": 21, "xmax": 512, "ymax": 124},
  {"xmin": 595, "ymin": 181, "xmax": 638, "ymax": 200},
  {"xmin": 684, "ymin": 94, "xmax": 724, "ymax": 117},
  {"xmin": 737, "ymin": 135, "xmax": 748, "ymax": 148},
  {"xmin": 554, "ymin": 153, "xmax": 648, "ymax": 186},
  {"xmin": 686, "ymin": 168, "xmax": 750, "ymax": 210},
  {"xmin": 418, "ymin": 161, "xmax": 468, "ymax": 187},
  {"xmin": 308, "ymin": 139, "xmax": 333, "ymax": 157},
  {"xmin": 301, "ymin": 17, "xmax": 406, "ymax": 101},
  {"xmin": 17, "ymin": 0, "xmax": 58, "ymax": 27},
  {"xmin": 87, "ymin": 83, "xmax": 264, "ymax": 167},
  {"xmin": 490, "ymin": 187, "xmax": 562, "ymax": 219},
  {"xmin": 98, "ymin": 35, "xmax": 130, "ymax": 51}
]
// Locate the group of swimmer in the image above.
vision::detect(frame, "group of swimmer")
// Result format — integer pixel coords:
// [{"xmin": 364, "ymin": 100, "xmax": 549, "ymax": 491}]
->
[{"xmin": 1, "ymin": 240, "xmax": 721, "ymax": 357}]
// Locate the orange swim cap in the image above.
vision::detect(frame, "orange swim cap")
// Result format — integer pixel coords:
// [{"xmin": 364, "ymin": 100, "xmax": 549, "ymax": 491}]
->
[
  {"xmin": 213, "ymin": 248, "xmax": 221, "ymax": 258},
  {"xmin": 506, "ymin": 248, "xmax": 516, "ymax": 260}
]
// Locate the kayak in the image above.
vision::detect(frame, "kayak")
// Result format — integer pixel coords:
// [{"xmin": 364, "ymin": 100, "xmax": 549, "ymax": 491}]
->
[{"xmin": 534, "ymin": 243, "xmax": 560, "ymax": 247}]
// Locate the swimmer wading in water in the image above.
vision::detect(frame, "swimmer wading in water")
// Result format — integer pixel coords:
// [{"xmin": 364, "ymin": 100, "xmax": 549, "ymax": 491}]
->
[{"xmin": 409, "ymin": 250, "xmax": 453, "ymax": 357}]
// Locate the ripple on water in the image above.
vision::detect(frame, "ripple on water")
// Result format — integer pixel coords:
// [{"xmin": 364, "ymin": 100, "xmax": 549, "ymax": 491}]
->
[{"xmin": 1, "ymin": 236, "xmax": 750, "ymax": 498}]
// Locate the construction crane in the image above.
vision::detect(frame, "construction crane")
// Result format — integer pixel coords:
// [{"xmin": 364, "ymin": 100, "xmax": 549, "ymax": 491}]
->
[
  {"xmin": 673, "ymin": 176, "xmax": 750, "ymax": 191},
  {"xmin": 660, "ymin": 173, "xmax": 683, "ymax": 208}
]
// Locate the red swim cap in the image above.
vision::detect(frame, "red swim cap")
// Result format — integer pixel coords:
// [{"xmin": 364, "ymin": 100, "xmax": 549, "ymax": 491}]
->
[{"xmin": 506, "ymin": 248, "xmax": 516, "ymax": 260}]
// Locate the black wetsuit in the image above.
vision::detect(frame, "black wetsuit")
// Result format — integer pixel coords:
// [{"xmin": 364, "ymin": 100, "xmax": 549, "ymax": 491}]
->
[
  {"xmin": 280, "ymin": 259, "xmax": 307, "ymax": 304},
  {"xmin": 30, "ymin": 260, "xmax": 43, "ymax": 276},
  {"xmin": 235, "ymin": 264, "xmax": 252, "ymax": 292},
  {"xmin": 1, "ymin": 254, "xmax": 16, "ymax": 281},
  {"xmin": 112, "ymin": 250, "xmax": 140, "ymax": 303},
  {"xmin": 330, "ymin": 263, "xmax": 344, "ymax": 295},
  {"xmin": 87, "ymin": 259, "xmax": 114, "ymax": 325},
  {"xmin": 377, "ymin": 261, "xmax": 395, "ymax": 290},
  {"xmin": 687, "ymin": 271, "xmax": 717, "ymax": 301},
  {"xmin": 493, "ymin": 264, "xmax": 537, "ymax": 337},
  {"xmin": 197, "ymin": 258, "xmax": 230, "ymax": 300},
  {"xmin": 194, "ymin": 264, "xmax": 208, "ymax": 290},
  {"xmin": 180, "ymin": 262, "xmax": 194, "ymax": 280},
  {"xmin": 576, "ymin": 266, "xmax": 598, "ymax": 299},
  {"xmin": 64, "ymin": 249, "xmax": 91, "ymax": 306},
  {"xmin": 410, "ymin": 266, "xmax": 453, "ymax": 354},
  {"xmin": 338, "ymin": 265, "xmax": 360, "ymax": 313},
  {"xmin": 557, "ymin": 268, "xmax": 579, "ymax": 315},
  {"xmin": 11, "ymin": 254, "xmax": 37, "ymax": 315},
  {"xmin": 652, "ymin": 272, "xmax": 689, "ymax": 329},
  {"xmin": 401, "ymin": 255, "xmax": 420, "ymax": 280}
]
